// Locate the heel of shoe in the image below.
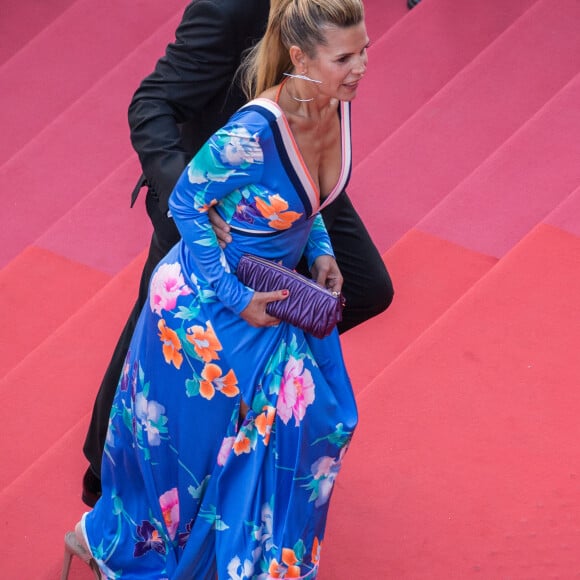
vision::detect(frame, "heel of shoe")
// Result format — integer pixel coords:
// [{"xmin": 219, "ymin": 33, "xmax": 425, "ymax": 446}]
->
[
  {"xmin": 61, "ymin": 529, "xmax": 101, "ymax": 580},
  {"xmin": 61, "ymin": 536, "xmax": 74, "ymax": 580}
]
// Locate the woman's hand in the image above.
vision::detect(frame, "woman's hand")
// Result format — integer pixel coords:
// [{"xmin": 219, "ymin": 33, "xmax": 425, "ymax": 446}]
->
[
  {"xmin": 310, "ymin": 255, "xmax": 343, "ymax": 295},
  {"xmin": 240, "ymin": 290, "xmax": 289, "ymax": 327}
]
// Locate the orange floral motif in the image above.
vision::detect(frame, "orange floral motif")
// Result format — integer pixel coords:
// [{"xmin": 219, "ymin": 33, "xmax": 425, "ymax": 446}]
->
[
  {"xmin": 268, "ymin": 549, "xmax": 301, "ymax": 578},
  {"xmin": 233, "ymin": 433, "xmax": 251, "ymax": 456},
  {"xmin": 157, "ymin": 319, "xmax": 183, "ymax": 369},
  {"xmin": 285, "ymin": 565, "xmax": 301, "ymax": 578},
  {"xmin": 255, "ymin": 405, "xmax": 276, "ymax": 446},
  {"xmin": 268, "ymin": 559, "xmax": 283, "ymax": 578},
  {"xmin": 311, "ymin": 537, "xmax": 321, "ymax": 565},
  {"xmin": 186, "ymin": 321, "xmax": 222, "ymax": 362},
  {"xmin": 282, "ymin": 548, "xmax": 298, "ymax": 567},
  {"xmin": 199, "ymin": 363, "xmax": 239, "ymax": 400},
  {"xmin": 255, "ymin": 194, "xmax": 302, "ymax": 230},
  {"xmin": 197, "ymin": 199, "xmax": 218, "ymax": 213}
]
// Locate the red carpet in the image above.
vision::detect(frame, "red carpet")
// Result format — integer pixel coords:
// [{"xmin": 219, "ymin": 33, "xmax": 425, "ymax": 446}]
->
[
  {"xmin": 1, "ymin": 0, "xmax": 580, "ymax": 578},
  {"xmin": 419, "ymin": 72, "xmax": 580, "ymax": 258},
  {"xmin": 0, "ymin": 246, "xmax": 110, "ymax": 378},
  {"xmin": 0, "ymin": 0, "xmax": 77, "ymax": 65},
  {"xmin": 0, "ymin": 251, "xmax": 146, "ymax": 492},
  {"xmin": 0, "ymin": 0, "xmax": 185, "ymax": 167},
  {"xmin": 350, "ymin": 0, "xmax": 580, "ymax": 253},
  {"xmin": 341, "ymin": 230, "xmax": 497, "ymax": 391},
  {"xmin": 323, "ymin": 224, "xmax": 580, "ymax": 578},
  {"xmin": 0, "ymin": 8, "xmax": 184, "ymax": 268}
]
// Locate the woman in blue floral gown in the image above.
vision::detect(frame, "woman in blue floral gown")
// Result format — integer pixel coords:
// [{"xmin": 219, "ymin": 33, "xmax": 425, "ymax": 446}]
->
[{"xmin": 70, "ymin": 0, "xmax": 369, "ymax": 577}]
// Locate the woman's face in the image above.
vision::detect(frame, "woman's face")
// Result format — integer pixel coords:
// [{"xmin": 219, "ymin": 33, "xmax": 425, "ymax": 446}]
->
[{"xmin": 304, "ymin": 22, "xmax": 369, "ymax": 101}]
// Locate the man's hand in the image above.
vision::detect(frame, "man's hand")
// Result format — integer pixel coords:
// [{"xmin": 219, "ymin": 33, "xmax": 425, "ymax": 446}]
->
[
  {"xmin": 208, "ymin": 207, "xmax": 232, "ymax": 248},
  {"xmin": 310, "ymin": 255, "xmax": 343, "ymax": 295}
]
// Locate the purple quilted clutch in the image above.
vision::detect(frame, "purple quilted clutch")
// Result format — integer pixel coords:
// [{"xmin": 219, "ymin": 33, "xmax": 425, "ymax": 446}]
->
[{"xmin": 237, "ymin": 254, "xmax": 344, "ymax": 339}]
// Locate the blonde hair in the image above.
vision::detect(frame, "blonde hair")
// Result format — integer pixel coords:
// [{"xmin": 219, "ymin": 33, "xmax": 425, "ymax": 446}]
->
[{"xmin": 240, "ymin": 0, "xmax": 365, "ymax": 99}]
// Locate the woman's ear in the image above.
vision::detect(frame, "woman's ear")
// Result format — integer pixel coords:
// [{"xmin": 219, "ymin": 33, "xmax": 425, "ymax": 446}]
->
[{"xmin": 289, "ymin": 45, "xmax": 306, "ymax": 71}]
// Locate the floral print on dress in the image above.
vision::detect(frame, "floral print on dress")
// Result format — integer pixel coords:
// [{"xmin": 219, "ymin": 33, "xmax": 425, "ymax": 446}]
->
[
  {"xmin": 134, "ymin": 520, "xmax": 167, "ymax": 557},
  {"xmin": 218, "ymin": 127, "xmax": 263, "ymax": 166},
  {"xmin": 233, "ymin": 196, "xmax": 262, "ymax": 224},
  {"xmin": 135, "ymin": 392, "xmax": 168, "ymax": 447},
  {"xmin": 186, "ymin": 320, "xmax": 222, "ymax": 362},
  {"xmin": 304, "ymin": 214, "xmax": 336, "ymax": 266},
  {"xmin": 268, "ymin": 547, "xmax": 302, "ymax": 578},
  {"xmin": 84, "ymin": 101, "xmax": 357, "ymax": 579},
  {"xmin": 199, "ymin": 363, "xmax": 239, "ymax": 400},
  {"xmin": 217, "ymin": 436, "xmax": 237, "ymax": 466},
  {"xmin": 255, "ymin": 193, "xmax": 302, "ymax": 230},
  {"xmin": 303, "ymin": 443, "xmax": 349, "ymax": 508},
  {"xmin": 255, "ymin": 405, "xmax": 276, "ymax": 445},
  {"xmin": 150, "ymin": 262, "xmax": 192, "ymax": 316},
  {"xmin": 225, "ymin": 498, "xmax": 322, "ymax": 579},
  {"xmin": 277, "ymin": 356, "xmax": 315, "ymax": 426},
  {"xmin": 157, "ymin": 319, "xmax": 184, "ymax": 369},
  {"xmin": 186, "ymin": 125, "xmax": 264, "ymax": 213},
  {"xmin": 159, "ymin": 488, "xmax": 180, "ymax": 541}
]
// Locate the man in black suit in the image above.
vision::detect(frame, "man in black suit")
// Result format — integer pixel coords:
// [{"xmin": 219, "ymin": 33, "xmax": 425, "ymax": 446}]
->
[{"xmin": 82, "ymin": 0, "xmax": 394, "ymax": 506}]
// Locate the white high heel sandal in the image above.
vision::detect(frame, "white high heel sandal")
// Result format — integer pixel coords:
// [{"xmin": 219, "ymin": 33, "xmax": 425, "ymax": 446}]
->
[{"xmin": 61, "ymin": 524, "xmax": 102, "ymax": 580}]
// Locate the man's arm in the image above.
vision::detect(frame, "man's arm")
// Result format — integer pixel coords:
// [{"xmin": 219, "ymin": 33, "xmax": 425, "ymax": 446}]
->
[{"xmin": 128, "ymin": 0, "xmax": 265, "ymax": 212}]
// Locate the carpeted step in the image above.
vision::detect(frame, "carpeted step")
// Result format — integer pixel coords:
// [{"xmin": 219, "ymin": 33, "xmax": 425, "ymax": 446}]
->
[
  {"xmin": 0, "ymin": 417, "xmax": 95, "ymax": 579},
  {"xmin": 0, "ymin": 251, "xmax": 145, "ymax": 491},
  {"xmin": 342, "ymin": 72, "xmax": 580, "ymax": 400},
  {"xmin": 350, "ymin": 0, "xmax": 580, "ymax": 253},
  {"xmin": 352, "ymin": 0, "xmax": 538, "ymax": 164},
  {"xmin": 0, "ymin": 246, "xmax": 111, "ymax": 379},
  {"xmin": 0, "ymin": 15, "xmax": 182, "ymax": 270},
  {"xmin": 545, "ymin": 183, "xmax": 580, "ymax": 239},
  {"xmin": 341, "ymin": 230, "xmax": 497, "ymax": 391},
  {"xmin": 0, "ymin": 0, "xmax": 78, "ymax": 65},
  {"xmin": 418, "ymin": 72, "xmax": 580, "ymax": 258},
  {"xmin": 0, "ymin": 156, "xmax": 150, "ymax": 381},
  {"xmin": 362, "ymin": 0, "xmax": 408, "ymax": 42},
  {"xmin": 322, "ymin": 223, "xmax": 580, "ymax": 578},
  {"xmin": 36, "ymin": 156, "xmax": 151, "ymax": 276},
  {"xmin": 0, "ymin": 236, "xmax": 493, "ymax": 578},
  {"xmin": 0, "ymin": 0, "xmax": 185, "ymax": 168},
  {"xmin": 0, "ymin": 3, "xmax": 406, "ymax": 272}
]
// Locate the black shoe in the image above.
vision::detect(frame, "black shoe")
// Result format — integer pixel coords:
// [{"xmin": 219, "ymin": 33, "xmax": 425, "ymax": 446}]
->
[
  {"xmin": 82, "ymin": 467, "xmax": 102, "ymax": 508},
  {"xmin": 408, "ymin": 0, "xmax": 422, "ymax": 8}
]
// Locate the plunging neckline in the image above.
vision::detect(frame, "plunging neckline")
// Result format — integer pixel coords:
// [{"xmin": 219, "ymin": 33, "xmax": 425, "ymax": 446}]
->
[{"xmin": 248, "ymin": 95, "xmax": 352, "ymax": 216}]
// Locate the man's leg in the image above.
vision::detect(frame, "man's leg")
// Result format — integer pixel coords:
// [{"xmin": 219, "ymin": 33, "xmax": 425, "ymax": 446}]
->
[
  {"xmin": 81, "ymin": 194, "xmax": 180, "ymax": 505},
  {"xmin": 320, "ymin": 192, "xmax": 394, "ymax": 333}
]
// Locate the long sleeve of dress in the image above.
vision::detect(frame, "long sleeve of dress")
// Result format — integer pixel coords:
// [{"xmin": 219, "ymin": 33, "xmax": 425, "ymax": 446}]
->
[
  {"xmin": 303, "ymin": 213, "xmax": 336, "ymax": 269},
  {"xmin": 169, "ymin": 121, "xmax": 266, "ymax": 315}
]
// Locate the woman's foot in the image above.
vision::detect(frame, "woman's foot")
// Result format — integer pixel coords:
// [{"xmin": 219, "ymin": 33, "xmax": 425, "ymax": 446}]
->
[{"xmin": 61, "ymin": 522, "xmax": 101, "ymax": 579}]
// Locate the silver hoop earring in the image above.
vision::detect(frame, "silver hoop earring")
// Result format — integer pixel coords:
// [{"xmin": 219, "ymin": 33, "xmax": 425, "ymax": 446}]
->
[{"xmin": 283, "ymin": 72, "xmax": 322, "ymax": 84}]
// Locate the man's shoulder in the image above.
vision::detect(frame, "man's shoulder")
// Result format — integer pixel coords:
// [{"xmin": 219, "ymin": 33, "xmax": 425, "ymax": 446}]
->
[{"xmin": 184, "ymin": 0, "xmax": 269, "ymax": 21}]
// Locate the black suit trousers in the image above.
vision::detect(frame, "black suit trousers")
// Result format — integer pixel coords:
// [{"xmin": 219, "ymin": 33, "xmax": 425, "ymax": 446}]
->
[{"xmin": 83, "ymin": 190, "xmax": 393, "ymax": 477}]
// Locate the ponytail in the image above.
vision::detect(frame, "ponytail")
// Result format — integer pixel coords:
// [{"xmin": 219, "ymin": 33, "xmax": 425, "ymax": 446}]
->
[
  {"xmin": 240, "ymin": 0, "xmax": 364, "ymax": 100},
  {"xmin": 240, "ymin": 0, "xmax": 294, "ymax": 99}
]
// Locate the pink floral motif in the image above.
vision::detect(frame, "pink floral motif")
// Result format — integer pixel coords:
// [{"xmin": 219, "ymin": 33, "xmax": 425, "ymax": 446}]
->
[
  {"xmin": 149, "ymin": 263, "xmax": 192, "ymax": 316},
  {"xmin": 277, "ymin": 357, "xmax": 315, "ymax": 426},
  {"xmin": 159, "ymin": 488, "xmax": 180, "ymax": 540},
  {"xmin": 217, "ymin": 436, "xmax": 236, "ymax": 466},
  {"xmin": 310, "ymin": 446, "xmax": 348, "ymax": 507}
]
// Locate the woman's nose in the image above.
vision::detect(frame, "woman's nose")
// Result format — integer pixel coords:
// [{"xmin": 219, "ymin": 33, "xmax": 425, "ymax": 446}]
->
[{"xmin": 354, "ymin": 55, "xmax": 367, "ymax": 75}]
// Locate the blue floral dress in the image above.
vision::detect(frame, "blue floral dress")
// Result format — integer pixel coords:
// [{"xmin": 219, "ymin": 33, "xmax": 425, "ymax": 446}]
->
[{"xmin": 82, "ymin": 97, "xmax": 358, "ymax": 579}]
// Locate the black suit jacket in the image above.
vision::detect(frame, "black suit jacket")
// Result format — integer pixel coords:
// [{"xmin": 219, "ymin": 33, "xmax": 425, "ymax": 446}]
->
[{"xmin": 128, "ymin": 0, "xmax": 270, "ymax": 214}]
